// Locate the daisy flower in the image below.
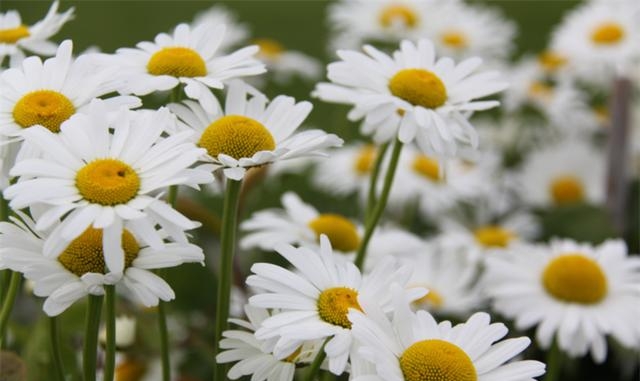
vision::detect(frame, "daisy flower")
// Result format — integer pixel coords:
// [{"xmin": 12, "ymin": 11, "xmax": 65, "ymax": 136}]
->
[
  {"xmin": 314, "ymin": 39, "xmax": 508, "ymax": 156},
  {"xmin": 247, "ymin": 236, "xmax": 421, "ymax": 375},
  {"xmin": 349, "ymin": 285, "xmax": 546, "ymax": 381},
  {"xmin": 0, "ymin": 212, "xmax": 204, "ymax": 316},
  {"xmin": 312, "ymin": 143, "xmax": 378, "ymax": 199},
  {"xmin": 169, "ymin": 80, "xmax": 343, "ymax": 180},
  {"xmin": 104, "ymin": 22, "xmax": 265, "ymax": 112},
  {"xmin": 484, "ymin": 239, "xmax": 640, "ymax": 362},
  {"xmin": 3, "ymin": 102, "xmax": 212, "ymax": 273},
  {"xmin": 0, "ymin": 1, "xmax": 74, "ymax": 66},
  {"xmin": 192, "ymin": 5, "xmax": 250, "ymax": 52},
  {"xmin": 253, "ymin": 38, "xmax": 322, "ymax": 84}
]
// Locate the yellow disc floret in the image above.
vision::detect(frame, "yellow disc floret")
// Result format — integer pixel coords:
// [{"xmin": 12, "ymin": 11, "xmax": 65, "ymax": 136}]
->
[
  {"xmin": 379, "ymin": 4, "xmax": 419, "ymax": 28},
  {"xmin": 12, "ymin": 90, "xmax": 76, "ymax": 133},
  {"xmin": 354, "ymin": 145, "xmax": 376, "ymax": 175},
  {"xmin": 474, "ymin": 225, "xmax": 514, "ymax": 248},
  {"xmin": 542, "ymin": 254, "xmax": 607, "ymax": 304},
  {"xmin": 412, "ymin": 155, "xmax": 442, "ymax": 182},
  {"xmin": 591, "ymin": 22, "xmax": 625, "ymax": 45},
  {"xmin": 400, "ymin": 339, "xmax": 477, "ymax": 381},
  {"xmin": 254, "ymin": 38, "xmax": 285, "ymax": 59},
  {"xmin": 147, "ymin": 47, "xmax": 207, "ymax": 77},
  {"xmin": 76, "ymin": 159, "xmax": 141, "ymax": 206},
  {"xmin": 538, "ymin": 51, "xmax": 568, "ymax": 72},
  {"xmin": 441, "ymin": 31, "xmax": 468, "ymax": 49},
  {"xmin": 414, "ymin": 288, "xmax": 444, "ymax": 309},
  {"xmin": 58, "ymin": 227, "xmax": 140, "ymax": 276},
  {"xmin": 308, "ymin": 214, "xmax": 360, "ymax": 252},
  {"xmin": 549, "ymin": 175, "xmax": 584, "ymax": 205},
  {"xmin": 317, "ymin": 287, "xmax": 362, "ymax": 329},
  {"xmin": 198, "ymin": 115, "xmax": 276, "ymax": 160},
  {"xmin": 389, "ymin": 69, "xmax": 447, "ymax": 109},
  {"xmin": 0, "ymin": 25, "xmax": 30, "ymax": 44}
]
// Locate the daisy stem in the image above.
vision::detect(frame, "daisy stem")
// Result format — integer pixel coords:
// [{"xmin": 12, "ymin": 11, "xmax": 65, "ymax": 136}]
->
[
  {"xmin": 354, "ymin": 138, "xmax": 404, "ymax": 270},
  {"xmin": 303, "ymin": 338, "xmax": 329, "ymax": 381},
  {"xmin": 544, "ymin": 341, "xmax": 562, "ymax": 381},
  {"xmin": 0, "ymin": 271, "xmax": 21, "ymax": 348},
  {"xmin": 50, "ymin": 315, "xmax": 66, "ymax": 381},
  {"xmin": 158, "ymin": 299, "xmax": 171, "ymax": 381},
  {"xmin": 83, "ymin": 294, "xmax": 103, "ymax": 381},
  {"xmin": 364, "ymin": 142, "xmax": 390, "ymax": 223},
  {"xmin": 213, "ymin": 178, "xmax": 243, "ymax": 381},
  {"xmin": 103, "ymin": 285, "xmax": 116, "ymax": 381}
]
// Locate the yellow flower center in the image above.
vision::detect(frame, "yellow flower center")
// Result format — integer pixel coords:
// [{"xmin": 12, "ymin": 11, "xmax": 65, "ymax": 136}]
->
[
  {"xmin": 354, "ymin": 145, "xmax": 376, "ymax": 175},
  {"xmin": 473, "ymin": 225, "xmax": 514, "ymax": 248},
  {"xmin": 412, "ymin": 155, "xmax": 441, "ymax": 182},
  {"xmin": 317, "ymin": 287, "xmax": 362, "ymax": 329},
  {"xmin": 542, "ymin": 254, "xmax": 607, "ymax": 304},
  {"xmin": 147, "ymin": 47, "xmax": 207, "ymax": 78},
  {"xmin": 58, "ymin": 227, "xmax": 140, "ymax": 276},
  {"xmin": 0, "ymin": 25, "xmax": 30, "ymax": 44},
  {"xmin": 12, "ymin": 90, "xmax": 76, "ymax": 133},
  {"xmin": 441, "ymin": 31, "xmax": 468, "ymax": 49},
  {"xmin": 76, "ymin": 159, "xmax": 141, "ymax": 206},
  {"xmin": 198, "ymin": 115, "xmax": 276, "ymax": 160},
  {"xmin": 538, "ymin": 51, "xmax": 568, "ymax": 72},
  {"xmin": 379, "ymin": 4, "xmax": 419, "ymax": 28},
  {"xmin": 283, "ymin": 346, "xmax": 302, "ymax": 363},
  {"xmin": 591, "ymin": 22, "xmax": 625, "ymax": 45},
  {"xmin": 115, "ymin": 356, "xmax": 147, "ymax": 381},
  {"xmin": 254, "ymin": 38, "xmax": 285, "ymax": 59},
  {"xmin": 400, "ymin": 339, "xmax": 477, "ymax": 381},
  {"xmin": 527, "ymin": 81, "xmax": 554, "ymax": 100},
  {"xmin": 389, "ymin": 69, "xmax": 447, "ymax": 109},
  {"xmin": 308, "ymin": 214, "xmax": 360, "ymax": 252},
  {"xmin": 549, "ymin": 175, "xmax": 584, "ymax": 205},
  {"xmin": 414, "ymin": 288, "xmax": 444, "ymax": 309}
]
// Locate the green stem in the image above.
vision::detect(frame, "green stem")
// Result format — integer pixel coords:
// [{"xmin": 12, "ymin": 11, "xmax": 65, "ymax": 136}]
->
[
  {"xmin": 0, "ymin": 195, "xmax": 7, "ymax": 221},
  {"xmin": 103, "ymin": 286, "xmax": 116, "ymax": 381},
  {"xmin": 167, "ymin": 185, "xmax": 178, "ymax": 206},
  {"xmin": 303, "ymin": 339, "xmax": 329, "ymax": 381},
  {"xmin": 354, "ymin": 138, "xmax": 403, "ymax": 270},
  {"xmin": 364, "ymin": 142, "xmax": 390, "ymax": 223},
  {"xmin": 213, "ymin": 178, "xmax": 243, "ymax": 381},
  {"xmin": 544, "ymin": 341, "xmax": 562, "ymax": 381},
  {"xmin": 170, "ymin": 85, "xmax": 183, "ymax": 104},
  {"xmin": 0, "ymin": 271, "xmax": 21, "ymax": 347},
  {"xmin": 83, "ymin": 295, "xmax": 103, "ymax": 381},
  {"xmin": 50, "ymin": 316, "xmax": 66, "ymax": 381},
  {"xmin": 158, "ymin": 300, "xmax": 171, "ymax": 381}
]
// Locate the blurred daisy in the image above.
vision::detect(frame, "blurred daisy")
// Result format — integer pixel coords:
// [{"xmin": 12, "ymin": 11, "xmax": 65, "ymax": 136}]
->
[
  {"xmin": 0, "ymin": 1, "xmax": 74, "ymax": 66},
  {"xmin": 192, "ymin": 5, "xmax": 250, "ymax": 52},
  {"xmin": 240, "ymin": 191, "xmax": 362, "ymax": 255},
  {"xmin": 484, "ymin": 239, "xmax": 640, "ymax": 362},
  {"xmin": 312, "ymin": 143, "xmax": 379, "ymax": 199},
  {"xmin": 4, "ymin": 103, "xmax": 211, "ymax": 273},
  {"xmin": 105, "ymin": 22, "xmax": 265, "ymax": 112},
  {"xmin": 253, "ymin": 38, "xmax": 322, "ymax": 83},
  {"xmin": 169, "ymin": 80, "xmax": 343, "ymax": 180},
  {"xmin": 517, "ymin": 138, "xmax": 605, "ymax": 208},
  {"xmin": 99, "ymin": 315, "xmax": 137, "ymax": 349},
  {"xmin": 315, "ymin": 39, "xmax": 507, "ymax": 156},
  {"xmin": 0, "ymin": 213, "xmax": 204, "ymax": 316},
  {"xmin": 349, "ymin": 286, "xmax": 546, "ymax": 381}
]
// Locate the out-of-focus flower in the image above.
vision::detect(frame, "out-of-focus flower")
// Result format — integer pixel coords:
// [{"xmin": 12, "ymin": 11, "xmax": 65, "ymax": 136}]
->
[
  {"xmin": 192, "ymin": 5, "xmax": 250, "ymax": 52},
  {"xmin": 253, "ymin": 38, "xmax": 322, "ymax": 84}
]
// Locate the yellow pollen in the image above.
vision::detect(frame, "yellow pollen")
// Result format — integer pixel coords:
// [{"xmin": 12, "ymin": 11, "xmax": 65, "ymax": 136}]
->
[
  {"xmin": 12, "ymin": 90, "xmax": 76, "ymax": 133},
  {"xmin": 414, "ymin": 288, "xmax": 444, "ymax": 309},
  {"xmin": 198, "ymin": 115, "xmax": 276, "ymax": 160},
  {"xmin": 549, "ymin": 175, "xmax": 584, "ymax": 205},
  {"xmin": 317, "ymin": 287, "xmax": 362, "ymax": 328},
  {"xmin": 147, "ymin": 47, "xmax": 207, "ymax": 77},
  {"xmin": 542, "ymin": 254, "xmax": 607, "ymax": 304},
  {"xmin": 593, "ymin": 105, "xmax": 610, "ymax": 126},
  {"xmin": 591, "ymin": 22, "xmax": 625, "ymax": 45},
  {"xmin": 528, "ymin": 81, "xmax": 554, "ymax": 100},
  {"xmin": 538, "ymin": 51, "xmax": 568, "ymax": 72},
  {"xmin": 389, "ymin": 69, "xmax": 447, "ymax": 109},
  {"xmin": 473, "ymin": 225, "xmax": 514, "ymax": 248},
  {"xmin": 76, "ymin": 159, "xmax": 141, "ymax": 206},
  {"xmin": 58, "ymin": 227, "xmax": 140, "ymax": 276},
  {"xmin": 254, "ymin": 38, "xmax": 285, "ymax": 59},
  {"xmin": 379, "ymin": 4, "xmax": 419, "ymax": 28},
  {"xmin": 441, "ymin": 31, "xmax": 468, "ymax": 49},
  {"xmin": 115, "ymin": 356, "xmax": 147, "ymax": 381},
  {"xmin": 412, "ymin": 155, "xmax": 441, "ymax": 182},
  {"xmin": 283, "ymin": 346, "xmax": 302, "ymax": 363},
  {"xmin": 400, "ymin": 339, "xmax": 477, "ymax": 381},
  {"xmin": 354, "ymin": 145, "xmax": 376, "ymax": 175},
  {"xmin": 308, "ymin": 214, "xmax": 360, "ymax": 252},
  {"xmin": 0, "ymin": 25, "xmax": 30, "ymax": 44}
]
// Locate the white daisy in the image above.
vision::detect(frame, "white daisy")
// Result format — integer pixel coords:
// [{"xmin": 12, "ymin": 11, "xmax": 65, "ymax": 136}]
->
[
  {"xmin": 253, "ymin": 38, "xmax": 322, "ymax": 84},
  {"xmin": 0, "ymin": 1, "xmax": 74, "ymax": 66},
  {"xmin": 3, "ymin": 101, "xmax": 212, "ymax": 273},
  {"xmin": 484, "ymin": 239, "xmax": 640, "ymax": 362},
  {"xmin": 192, "ymin": 5, "xmax": 250, "ymax": 52},
  {"xmin": 314, "ymin": 39, "xmax": 507, "ymax": 156},
  {"xmin": 312, "ymin": 143, "xmax": 378, "ymax": 199},
  {"xmin": 349, "ymin": 285, "xmax": 546, "ymax": 381},
  {"xmin": 104, "ymin": 22, "xmax": 265, "ymax": 112},
  {"xmin": 169, "ymin": 80, "xmax": 343, "ymax": 180},
  {"xmin": 0, "ymin": 212, "xmax": 204, "ymax": 316}
]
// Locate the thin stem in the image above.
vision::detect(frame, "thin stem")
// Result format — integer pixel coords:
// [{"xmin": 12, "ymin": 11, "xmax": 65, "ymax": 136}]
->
[
  {"xmin": 170, "ymin": 85, "xmax": 183, "ymax": 104},
  {"xmin": 213, "ymin": 178, "xmax": 243, "ymax": 381},
  {"xmin": 0, "ymin": 194, "xmax": 7, "ymax": 221},
  {"xmin": 0, "ymin": 271, "xmax": 21, "ymax": 347},
  {"xmin": 103, "ymin": 286, "xmax": 116, "ymax": 381},
  {"xmin": 83, "ymin": 295, "xmax": 103, "ymax": 381},
  {"xmin": 354, "ymin": 138, "xmax": 403, "ymax": 270},
  {"xmin": 303, "ymin": 339, "xmax": 329, "ymax": 381},
  {"xmin": 365, "ymin": 142, "xmax": 390, "ymax": 223},
  {"xmin": 158, "ymin": 300, "xmax": 171, "ymax": 381},
  {"xmin": 50, "ymin": 316, "xmax": 66, "ymax": 381},
  {"xmin": 167, "ymin": 185, "xmax": 178, "ymax": 206},
  {"xmin": 544, "ymin": 341, "xmax": 562, "ymax": 381}
]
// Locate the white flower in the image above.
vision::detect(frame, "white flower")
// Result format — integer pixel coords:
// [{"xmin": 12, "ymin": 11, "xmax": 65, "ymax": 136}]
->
[
  {"xmin": 99, "ymin": 316, "xmax": 137, "ymax": 349},
  {"xmin": 0, "ymin": 1, "xmax": 74, "ymax": 66},
  {"xmin": 3, "ymin": 102, "xmax": 212, "ymax": 273},
  {"xmin": 169, "ymin": 80, "xmax": 343, "ymax": 180},
  {"xmin": 192, "ymin": 5, "xmax": 250, "ymax": 52},
  {"xmin": 314, "ymin": 39, "xmax": 507, "ymax": 156},
  {"xmin": 349, "ymin": 286, "xmax": 546, "ymax": 381},
  {"xmin": 253, "ymin": 38, "xmax": 322, "ymax": 84},
  {"xmin": 484, "ymin": 239, "xmax": 640, "ymax": 362},
  {"xmin": 0, "ymin": 213, "xmax": 204, "ymax": 316},
  {"xmin": 312, "ymin": 143, "xmax": 377, "ymax": 199}
]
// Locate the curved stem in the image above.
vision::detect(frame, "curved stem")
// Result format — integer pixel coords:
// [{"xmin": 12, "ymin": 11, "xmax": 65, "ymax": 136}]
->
[
  {"xmin": 365, "ymin": 142, "xmax": 390, "ymax": 223},
  {"xmin": 50, "ymin": 316, "xmax": 66, "ymax": 381},
  {"xmin": 303, "ymin": 339, "xmax": 329, "ymax": 381},
  {"xmin": 0, "ymin": 271, "xmax": 21, "ymax": 347},
  {"xmin": 158, "ymin": 300, "xmax": 171, "ymax": 381},
  {"xmin": 213, "ymin": 178, "xmax": 243, "ymax": 381},
  {"xmin": 103, "ymin": 286, "xmax": 116, "ymax": 381},
  {"xmin": 354, "ymin": 138, "xmax": 403, "ymax": 270},
  {"xmin": 83, "ymin": 294, "xmax": 103, "ymax": 381}
]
